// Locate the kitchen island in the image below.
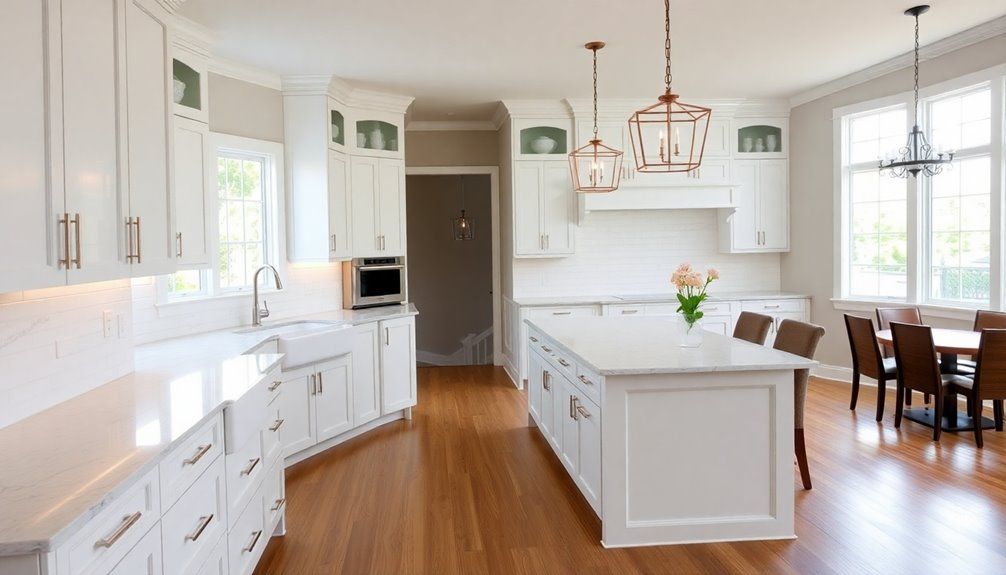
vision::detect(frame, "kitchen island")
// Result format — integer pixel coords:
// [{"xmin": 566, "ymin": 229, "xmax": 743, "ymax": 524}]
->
[{"xmin": 525, "ymin": 316, "xmax": 816, "ymax": 548}]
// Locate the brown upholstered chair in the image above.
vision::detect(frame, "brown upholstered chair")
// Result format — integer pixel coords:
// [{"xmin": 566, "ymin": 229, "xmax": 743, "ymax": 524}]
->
[
  {"xmin": 773, "ymin": 319, "xmax": 826, "ymax": 490},
  {"xmin": 890, "ymin": 322, "xmax": 971, "ymax": 441},
  {"xmin": 844, "ymin": 314, "xmax": 898, "ymax": 421},
  {"xmin": 950, "ymin": 329, "xmax": 1006, "ymax": 447},
  {"xmin": 733, "ymin": 312, "xmax": 774, "ymax": 345},
  {"xmin": 957, "ymin": 311, "xmax": 1006, "ymax": 373},
  {"xmin": 877, "ymin": 307, "xmax": 926, "ymax": 405}
]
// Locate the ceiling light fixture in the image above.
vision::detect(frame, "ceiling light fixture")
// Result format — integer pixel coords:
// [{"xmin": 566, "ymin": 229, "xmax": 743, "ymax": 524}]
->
[
  {"xmin": 569, "ymin": 41, "xmax": 623, "ymax": 193},
  {"xmin": 879, "ymin": 5, "xmax": 953, "ymax": 178},
  {"xmin": 452, "ymin": 175, "xmax": 475, "ymax": 241},
  {"xmin": 627, "ymin": 0, "xmax": 710, "ymax": 174}
]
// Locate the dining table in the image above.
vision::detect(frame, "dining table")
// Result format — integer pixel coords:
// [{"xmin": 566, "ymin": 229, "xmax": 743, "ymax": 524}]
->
[{"xmin": 875, "ymin": 328, "xmax": 994, "ymax": 432}]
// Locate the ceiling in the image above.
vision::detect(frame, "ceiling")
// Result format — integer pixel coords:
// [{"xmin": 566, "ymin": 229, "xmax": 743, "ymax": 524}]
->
[{"xmin": 180, "ymin": 0, "xmax": 1006, "ymax": 122}]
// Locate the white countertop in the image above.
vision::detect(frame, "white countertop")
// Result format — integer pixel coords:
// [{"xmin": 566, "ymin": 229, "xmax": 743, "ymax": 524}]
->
[
  {"xmin": 0, "ymin": 303, "xmax": 417, "ymax": 556},
  {"xmin": 526, "ymin": 316, "xmax": 816, "ymax": 376},
  {"xmin": 512, "ymin": 291, "xmax": 810, "ymax": 307}
]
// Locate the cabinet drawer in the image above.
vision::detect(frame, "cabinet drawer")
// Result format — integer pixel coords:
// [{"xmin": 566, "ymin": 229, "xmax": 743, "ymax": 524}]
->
[
  {"xmin": 262, "ymin": 402, "xmax": 283, "ymax": 469},
  {"xmin": 56, "ymin": 468, "xmax": 160, "ymax": 575},
  {"xmin": 741, "ymin": 299, "xmax": 804, "ymax": 314},
  {"xmin": 159, "ymin": 413, "xmax": 223, "ymax": 510},
  {"xmin": 106, "ymin": 521, "xmax": 162, "ymax": 575},
  {"xmin": 194, "ymin": 533, "xmax": 228, "ymax": 575},
  {"xmin": 224, "ymin": 379, "xmax": 268, "ymax": 454},
  {"xmin": 573, "ymin": 365, "xmax": 602, "ymax": 405},
  {"xmin": 265, "ymin": 371, "xmax": 284, "ymax": 406},
  {"xmin": 550, "ymin": 348, "xmax": 576, "ymax": 379},
  {"xmin": 225, "ymin": 433, "xmax": 265, "ymax": 530},
  {"xmin": 227, "ymin": 483, "xmax": 267, "ymax": 575},
  {"xmin": 263, "ymin": 462, "xmax": 286, "ymax": 533},
  {"xmin": 161, "ymin": 457, "xmax": 226, "ymax": 575},
  {"xmin": 527, "ymin": 305, "xmax": 599, "ymax": 320},
  {"xmin": 697, "ymin": 301, "xmax": 737, "ymax": 315},
  {"xmin": 607, "ymin": 304, "xmax": 645, "ymax": 316}
]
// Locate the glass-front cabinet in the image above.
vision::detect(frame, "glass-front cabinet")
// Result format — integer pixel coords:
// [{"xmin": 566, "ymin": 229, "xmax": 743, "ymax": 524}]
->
[
  {"xmin": 732, "ymin": 118, "xmax": 788, "ymax": 159},
  {"xmin": 171, "ymin": 46, "xmax": 208, "ymax": 123},
  {"xmin": 352, "ymin": 111, "xmax": 404, "ymax": 159},
  {"xmin": 328, "ymin": 98, "xmax": 346, "ymax": 151},
  {"xmin": 514, "ymin": 119, "xmax": 572, "ymax": 161}
]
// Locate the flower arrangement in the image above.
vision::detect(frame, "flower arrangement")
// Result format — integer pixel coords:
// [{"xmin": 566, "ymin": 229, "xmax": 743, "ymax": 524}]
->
[{"xmin": 672, "ymin": 264, "xmax": 719, "ymax": 337}]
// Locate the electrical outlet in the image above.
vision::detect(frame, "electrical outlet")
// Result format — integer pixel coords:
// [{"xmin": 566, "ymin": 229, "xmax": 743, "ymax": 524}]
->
[{"xmin": 102, "ymin": 310, "xmax": 113, "ymax": 338}]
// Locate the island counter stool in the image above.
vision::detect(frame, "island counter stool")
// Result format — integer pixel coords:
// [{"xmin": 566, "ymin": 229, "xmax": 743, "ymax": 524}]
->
[
  {"xmin": 733, "ymin": 311, "xmax": 774, "ymax": 345},
  {"xmin": 773, "ymin": 319, "xmax": 826, "ymax": 490}
]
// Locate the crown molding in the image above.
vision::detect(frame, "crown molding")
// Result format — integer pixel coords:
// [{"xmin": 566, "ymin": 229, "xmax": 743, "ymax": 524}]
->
[
  {"xmin": 347, "ymin": 87, "xmax": 414, "ymax": 114},
  {"xmin": 280, "ymin": 75, "xmax": 333, "ymax": 95},
  {"xmin": 562, "ymin": 98, "xmax": 788, "ymax": 120},
  {"xmin": 501, "ymin": 99, "xmax": 572, "ymax": 118},
  {"xmin": 406, "ymin": 121, "xmax": 498, "ymax": 132},
  {"xmin": 172, "ymin": 15, "xmax": 213, "ymax": 58},
  {"xmin": 491, "ymin": 103, "xmax": 509, "ymax": 129},
  {"xmin": 208, "ymin": 56, "xmax": 282, "ymax": 91},
  {"xmin": 790, "ymin": 15, "xmax": 1006, "ymax": 108},
  {"xmin": 281, "ymin": 75, "xmax": 414, "ymax": 113}
]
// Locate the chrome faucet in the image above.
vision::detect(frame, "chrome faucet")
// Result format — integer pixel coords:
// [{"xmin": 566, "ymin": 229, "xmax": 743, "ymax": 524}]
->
[{"xmin": 252, "ymin": 264, "xmax": 284, "ymax": 326}]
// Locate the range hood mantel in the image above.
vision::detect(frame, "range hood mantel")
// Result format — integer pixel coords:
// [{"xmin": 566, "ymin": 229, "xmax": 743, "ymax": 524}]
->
[{"xmin": 578, "ymin": 181, "xmax": 740, "ymax": 218}]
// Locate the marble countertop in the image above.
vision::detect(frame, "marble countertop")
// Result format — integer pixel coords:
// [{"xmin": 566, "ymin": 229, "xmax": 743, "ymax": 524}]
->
[
  {"xmin": 526, "ymin": 316, "xmax": 816, "ymax": 376},
  {"xmin": 0, "ymin": 303, "xmax": 418, "ymax": 556},
  {"xmin": 512, "ymin": 291, "xmax": 810, "ymax": 307}
]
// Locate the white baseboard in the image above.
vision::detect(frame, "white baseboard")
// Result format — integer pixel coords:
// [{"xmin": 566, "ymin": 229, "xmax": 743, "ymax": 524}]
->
[
  {"xmin": 812, "ymin": 364, "xmax": 855, "ymax": 384},
  {"xmin": 283, "ymin": 410, "xmax": 407, "ymax": 467}
]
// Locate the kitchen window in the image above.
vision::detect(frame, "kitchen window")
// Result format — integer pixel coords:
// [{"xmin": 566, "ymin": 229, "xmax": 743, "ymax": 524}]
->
[{"xmin": 835, "ymin": 66, "xmax": 1005, "ymax": 315}]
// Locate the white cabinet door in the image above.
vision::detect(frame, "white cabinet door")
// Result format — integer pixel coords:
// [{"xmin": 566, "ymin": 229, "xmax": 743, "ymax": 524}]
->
[
  {"xmin": 351, "ymin": 155, "xmax": 380, "ymax": 256},
  {"xmin": 327, "ymin": 150, "xmax": 352, "ymax": 259},
  {"xmin": 730, "ymin": 160, "xmax": 760, "ymax": 251},
  {"xmin": 559, "ymin": 378, "xmax": 579, "ymax": 476},
  {"xmin": 61, "ymin": 0, "xmax": 128, "ymax": 285},
  {"xmin": 576, "ymin": 395, "xmax": 602, "ymax": 512},
  {"xmin": 107, "ymin": 523, "xmax": 163, "ymax": 575},
  {"xmin": 352, "ymin": 323, "xmax": 382, "ymax": 427},
  {"xmin": 703, "ymin": 119, "xmax": 732, "ymax": 158},
  {"xmin": 377, "ymin": 158, "xmax": 405, "ymax": 255},
  {"xmin": 173, "ymin": 117, "xmax": 212, "ymax": 267},
  {"xmin": 277, "ymin": 371, "xmax": 316, "ymax": 456},
  {"xmin": 542, "ymin": 163, "xmax": 574, "ymax": 255},
  {"xmin": 314, "ymin": 356, "xmax": 353, "ymax": 443},
  {"xmin": 759, "ymin": 159, "xmax": 789, "ymax": 250},
  {"xmin": 701, "ymin": 313, "xmax": 734, "ymax": 336},
  {"xmin": 124, "ymin": 0, "xmax": 175, "ymax": 277},
  {"xmin": 514, "ymin": 162, "xmax": 543, "ymax": 256},
  {"xmin": 0, "ymin": 0, "xmax": 63, "ymax": 292},
  {"xmin": 527, "ymin": 351, "xmax": 544, "ymax": 424},
  {"xmin": 380, "ymin": 316, "xmax": 417, "ymax": 413}
]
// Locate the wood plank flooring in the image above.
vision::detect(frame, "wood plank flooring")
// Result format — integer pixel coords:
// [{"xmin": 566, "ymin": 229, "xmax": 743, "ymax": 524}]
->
[{"xmin": 255, "ymin": 367, "xmax": 1006, "ymax": 574}]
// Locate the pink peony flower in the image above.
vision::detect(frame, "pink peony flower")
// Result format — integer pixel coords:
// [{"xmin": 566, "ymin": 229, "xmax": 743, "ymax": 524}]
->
[{"xmin": 707, "ymin": 267, "xmax": 720, "ymax": 280}]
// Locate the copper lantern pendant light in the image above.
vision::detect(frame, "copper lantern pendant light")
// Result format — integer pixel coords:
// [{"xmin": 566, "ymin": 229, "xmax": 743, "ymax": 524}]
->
[
  {"xmin": 627, "ymin": 0, "xmax": 710, "ymax": 173},
  {"xmin": 452, "ymin": 175, "xmax": 475, "ymax": 241},
  {"xmin": 569, "ymin": 41, "xmax": 623, "ymax": 193}
]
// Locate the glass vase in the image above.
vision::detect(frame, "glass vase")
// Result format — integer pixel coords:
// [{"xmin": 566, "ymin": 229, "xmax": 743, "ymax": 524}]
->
[{"xmin": 678, "ymin": 315, "xmax": 703, "ymax": 348}]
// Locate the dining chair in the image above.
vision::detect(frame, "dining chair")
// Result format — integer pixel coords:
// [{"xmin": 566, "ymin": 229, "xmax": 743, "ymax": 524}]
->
[
  {"xmin": 890, "ymin": 322, "xmax": 972, "ymax": 441},
  {"xmin": 733, "ymin": 312, "xmax": 774, "ymax": 345},
  {"xmin": 876, "ymin": 307, "xmax": 926, "ymax": 405},
  {"xmin": 957, "ymin": 311, "xmax": 1006, "ymax": 374},
  {"xmin": 844, "ymin": 314, "xmax": 897, "ymax": 421},
  {"xmin": 773, "ymin": 319, "xmax": 826, "ymax": 490},
  {"xmin": 948, "ymin": 328, "xmax": 1006, "ymax": 447}
]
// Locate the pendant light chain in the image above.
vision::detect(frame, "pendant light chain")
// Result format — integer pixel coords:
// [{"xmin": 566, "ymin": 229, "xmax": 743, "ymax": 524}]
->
[
  {"xmin": 592, "ymin": 45, "xmax": 599, "ymax": 140},
  {"xmin": 663, "ymin": 0, "xmax": 672, "ymax": 93},
  {"xmin": 912, "ymin": 11, "xmax": 920, "ymax": 127}
]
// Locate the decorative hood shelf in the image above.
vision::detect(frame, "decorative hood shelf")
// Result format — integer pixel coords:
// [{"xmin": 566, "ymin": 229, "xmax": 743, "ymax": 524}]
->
[{"xmin": 579, "ymin": 181, "xmax": 739, "ymax": 215}]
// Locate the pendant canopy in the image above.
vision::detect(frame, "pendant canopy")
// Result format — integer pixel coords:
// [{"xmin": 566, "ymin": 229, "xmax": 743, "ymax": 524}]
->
[
  {"xmin": 879, "ymin": 5, "xmax": 953, "ymax": 178},
  {"xmin": 569, "ymin": 42, "xmax": 624, "ymax": 193},
  {"xmin": 627, "ymin": 0, "xmax": 710, "ymax": 173}
]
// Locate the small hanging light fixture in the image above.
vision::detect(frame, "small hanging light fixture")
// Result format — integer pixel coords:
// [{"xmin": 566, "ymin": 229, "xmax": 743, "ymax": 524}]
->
[
  {"xmin": 627, "ymin": 0, "xmax": 710, "ymax": 174},
  {"xmin": 569, "ymin": 41, "xmax": 623, "ymax": 193},
  {"xmin": 452, "ymin": 175, "xmax": 475, "ymax": 241},
  {"xmin": 879, "ymin": 5, "xmax": 953, "ymax": 178}
]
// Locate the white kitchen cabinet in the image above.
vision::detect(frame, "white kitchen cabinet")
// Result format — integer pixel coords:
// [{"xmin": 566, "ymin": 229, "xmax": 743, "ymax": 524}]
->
[
  {"xmin": 328, "ymin": 150, "xmax": 353, "ymax": 259},
  {"xmin": 160, "ymin": 456, "xmax": 226, "ymax": 575},
  {"xmin": 124, "ymin": 0, "xmax": 176, "ymax": 277},
  {"xmin": 328, "ymin": 98, "xmax": 347, "ymax": 152},
  {"xmin": 352, "ymin": 322, "xmax": 382, "ymax": 427},
  {"xmin": 733, "ymin": 117, "xmax": 788, "ymax": 159},
  {"xmin": 352, "ymin": 112, "xmax": 404, "ymax": 159},
  {"xmin": 313, "ymin": 356, "xmax": 354, "ymax": 443},
  {"xmin": 527, "ymin": 350, "xmax": 544, "ymax": 424},
  {"xmin": 718, "ymin": 159, "xmax": 789, "ymax": 253},
  {"xmin": 380, "ymin": 316, "xmax": 418, "ymax": 413},
  {"xmin": 558, "ymin": 377, "xmax": 580, "ymax": 477},
  {"xmin": 172, "ymin": 45, "xmax": 209, "ymax": 124},
  {"xmin": 107, "ymin": 523, "xmax": 162, "ymax": 575},
  {"xmin": 513, "ymin": 161, "xmax": 575, "ymax": 257},
  {"xmin": 276, "ymin": 369, "xmax": 316, "ymax": 457},
  {"xmin": 575, "ymin": 394, "xmax": 601, "ymax": 512},
  {"xmin": 351, "ymin": 156, "xmax": 405, "ymax": 256},
  {"xmin": 173, "ymin": 116, "xmax": 212, "ymax": 267}
]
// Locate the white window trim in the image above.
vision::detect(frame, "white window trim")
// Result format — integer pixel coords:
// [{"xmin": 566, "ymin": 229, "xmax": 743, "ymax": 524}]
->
[
  {"xmin": 833, "ymin": 63, "xmax": 1006, "ymax": 315},
  {"xmin": 156, "ymin": 133, "xmax": 287, "ymax": 307}
]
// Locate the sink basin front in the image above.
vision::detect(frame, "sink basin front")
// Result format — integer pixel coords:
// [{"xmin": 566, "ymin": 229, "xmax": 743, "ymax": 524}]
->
[
  {"xmin": 233, "ymin": 320, "xmax": 338, "ymax": 335},
  {"xmin": 276, "ymin": 324, "xmax": 356, "ymax": 369}
]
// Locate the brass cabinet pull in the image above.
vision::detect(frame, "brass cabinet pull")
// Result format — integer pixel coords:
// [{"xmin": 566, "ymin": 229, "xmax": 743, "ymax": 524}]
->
[
  {"xmin": 183, "ymin": 443, "xmax": 212, "ymax": 466},
  {"xmin": 317, "ymin": 372, "xmax": 323, "ymax": 394},
  {"xmin": 175, "ymin": 232, "xmax": 183, "ymax": 258},
  {"xmin": 557, "ymin": 358, "xmax": 570, "ymax": 367},
  {"xmin": 552, "ymin": 311, "xmax": 571, "ymax": 316},
  {"xmin": 125, "ymin": 218, "xmax": 134, "ymax": 262},
  {"xmin": 542, "ymin": 370, "xmax": 550, "ymax": 391},
  {"xmin": 270, "ymin": 498, "xmax": 286, "ymax": 512},
  {"xmin": 268, "ymin": 419, "xmax": 285, "ymax": 432},
  {"xmin": 578, "ymin": 375, "xmax": 593, "ymax": 386},
  {"xmin": 541, "ymin": 345, "xmax": 552, "ymax": 353},
  {"xmin": 529, "ymin": 336, "xmax": 539, "ymax": 343},
  {"xmin": 385, "ymin": 327, "xmax": 390, "ymax": 346},
  {"xmin": 185, "ymin": 514, "xmax": 214, "ymax": 542},
  {"xmin": 310, "ymin": 374, "xmax": 317, "ymax": 395},
  {"xmin": 621, "ymin": 309, "xmax": 639, "ymax": 315},
  {"xmin": 763, "ymin": 304, "xmax": 781, "ymax": 309},
  {"xmin": 330, "ymin": 234, "xmax": 337, "ymax": 252},
  {"xmin": 576, "ymin": 404, "xmax": 592, "ymax": 418},
  {"xmin": 58, "ymin": 213, "xmax": 71, "ymax": 269},
  {"xmin": 240, "ymin": 457, "xmax": 261, "ymax": 476},
  {"xmin": 570, "ymin": 395, "xmax": 577, "ymax": 420},
  {"xmin": 268, "ymin": 380, "xmax": 282, "ymax": 392},
  {"xmin": 242, "ymin": 530, "xmax": 263, "ymax": 553},
  {"xmin": 134, "ymin": 216, "xmax": 142, "ymax": 263},
  {"xmin": 70, "ymin": 213, "xmax": 81, "ymax": 268},
  {"xmin": 95, "ymin": 511, "xmax": 142, "ymax": 548}
]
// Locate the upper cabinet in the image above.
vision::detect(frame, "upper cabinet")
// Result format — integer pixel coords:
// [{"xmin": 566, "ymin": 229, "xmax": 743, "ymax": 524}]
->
[
  {"xmin": 352, "ymin": 111, "xmax": 404, "ymax": 159},
  {"xmin": 718, "ymin": 159, "xmax": 789, "ymax": 253},
  {"xmin": 732, "ymin": 118, "xmax": 788, "ymax": 159},
  {"xmin": 351, "ymin": 156, "xmax": 405, "ymax": 257},
  {"xmin": 514, "ymin": 119, "xmax": 572, "ymax": 161},
  {"xmin": 328, "ymin": 98, "xmax": 347, "ymax": 152},
  {"xmin": 172, "ymin": 46, "xmax": 209, "ymax": 123},
  {"xmin": 173, "ymin": 117, "xmax": 213, "ymax": 268},
  {"xmin": 513, "ymin": 161, "xmax": 575, "ymax": 257}
]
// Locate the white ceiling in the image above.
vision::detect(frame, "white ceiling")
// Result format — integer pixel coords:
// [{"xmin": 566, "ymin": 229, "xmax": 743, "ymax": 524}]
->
[{"xmin": 180, "ymin": 0, "xmax": 1006, "ymax": 122}]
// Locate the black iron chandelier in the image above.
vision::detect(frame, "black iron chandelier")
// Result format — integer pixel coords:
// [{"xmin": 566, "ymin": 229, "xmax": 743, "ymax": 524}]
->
[{"xmin": 879, "ymin": 5, "xmax": 953, "ymax": 178}]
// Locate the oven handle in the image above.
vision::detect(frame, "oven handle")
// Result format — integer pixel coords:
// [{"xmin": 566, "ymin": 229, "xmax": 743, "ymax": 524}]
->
[{"xmin": 358, "ymin": 265, "xmax": 405, "ymax": 271}]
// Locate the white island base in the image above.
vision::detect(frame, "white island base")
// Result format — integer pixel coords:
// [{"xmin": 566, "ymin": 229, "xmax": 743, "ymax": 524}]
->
[{"xmin": 525, "ymin": 317, "xmax": 814, "ymax": 548}]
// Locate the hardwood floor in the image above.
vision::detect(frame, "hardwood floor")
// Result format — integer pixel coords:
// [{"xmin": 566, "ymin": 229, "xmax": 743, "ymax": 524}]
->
[{"xmin": 255, "ymin": 367, "xmax": 1006, "ymax": 574}]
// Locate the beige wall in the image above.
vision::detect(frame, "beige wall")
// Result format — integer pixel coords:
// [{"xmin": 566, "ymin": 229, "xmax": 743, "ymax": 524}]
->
[
  {"xmin": 406, "ymin": 175, "xmax": 493, "ymax": 358},
  {"xmin": 208, "ymin": 73, "xmax": 284, "ymax": 143},
  {"xmin": 782, "ymin": 33, "xmax": 1006, "ymax": 369},
  {"xmin": 405, "ymin": 130, "xmax": 499, "ymax": 167}
]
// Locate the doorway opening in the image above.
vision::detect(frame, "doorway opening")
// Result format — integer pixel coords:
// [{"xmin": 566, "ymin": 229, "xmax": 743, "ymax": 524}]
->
[{"xmin": 405, "ymin": 168, "xmax": 500, "ymax": 366}]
